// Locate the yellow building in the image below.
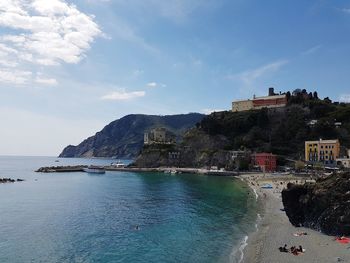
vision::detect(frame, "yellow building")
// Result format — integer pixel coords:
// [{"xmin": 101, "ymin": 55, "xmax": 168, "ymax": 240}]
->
[
  {"xmin": 232, "ymin": 99, "xmax": 253, "ymax": 112},
  {"xmin": 305, "ymin": 139, "xmax": 340, "ymax": 165}
]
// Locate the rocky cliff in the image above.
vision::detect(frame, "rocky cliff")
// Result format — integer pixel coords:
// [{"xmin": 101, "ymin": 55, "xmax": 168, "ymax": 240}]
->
[
  {"xmin": 59, "ymin": 113, "xmax": 204, "ymax": 158},
  {"xmin": 282, "ymin": 172, "xmax": 350, "ymax": 235}
]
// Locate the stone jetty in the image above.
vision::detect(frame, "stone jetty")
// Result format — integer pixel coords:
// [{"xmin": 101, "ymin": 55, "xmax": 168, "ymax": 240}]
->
[
  {"xmin": 36, "ymin": 165, "xmax": 88, "ymax": 173},
  {"xmin": 35, "ymin": 165, "xmax": 238, "ymax": 176}
]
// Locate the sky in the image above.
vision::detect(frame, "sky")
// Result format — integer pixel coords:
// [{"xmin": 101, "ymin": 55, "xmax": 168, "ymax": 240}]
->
[{"xmin": 1, "ymin": 0, "xmax": 350, "ymax": 156}]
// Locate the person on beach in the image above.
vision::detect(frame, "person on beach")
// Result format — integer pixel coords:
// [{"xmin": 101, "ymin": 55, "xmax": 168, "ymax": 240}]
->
[
  {"xmin": 279, "ymin": 244, "xmax": 288, "ymax": 252},
  {"xmin": 298, "ymin": 245, "xmax": 303, "ymax": 253},
  {"xmin": 291, "ymin": 246, "xmax": 300, "ymax": 255}
]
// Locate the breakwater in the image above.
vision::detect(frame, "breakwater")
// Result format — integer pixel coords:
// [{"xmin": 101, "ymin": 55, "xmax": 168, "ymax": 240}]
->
[{"xmin": 35, "ymin": 165, "xmax": 239, "ymax": 176}]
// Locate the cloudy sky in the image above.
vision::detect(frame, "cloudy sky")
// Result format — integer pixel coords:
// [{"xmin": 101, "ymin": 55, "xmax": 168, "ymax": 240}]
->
[{"xmin": 1, "ymin": 0, "xmax": 350, "ymax": 156}]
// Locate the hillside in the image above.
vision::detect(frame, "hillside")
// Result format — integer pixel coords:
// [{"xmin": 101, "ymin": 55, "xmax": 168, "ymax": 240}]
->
[
  {"xmin": 133, "ymin": 92, "xmax": 350, "ymax": 169},
  {"xmin": 59, "ymin": 113, "xmax": 205, "ymax": 158},
  {"xmin": 198, "ymin": 95, "xmax": 350, "ymax": 157}
]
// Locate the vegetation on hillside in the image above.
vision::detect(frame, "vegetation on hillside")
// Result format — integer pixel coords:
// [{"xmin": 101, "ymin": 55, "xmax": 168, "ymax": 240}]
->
[
  {"xmin": 134, "ymin": 90, "xmax": 350, "ymax": 169},
  {"xmin": 197, "ymin": 90, "xmax": 350, "ymax": 159}
]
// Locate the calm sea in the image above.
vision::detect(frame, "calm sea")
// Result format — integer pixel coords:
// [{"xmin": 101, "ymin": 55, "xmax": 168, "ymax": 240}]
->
[{"xmin": 0, "ymin": 156, "xmax": 257, "ymax": 263}]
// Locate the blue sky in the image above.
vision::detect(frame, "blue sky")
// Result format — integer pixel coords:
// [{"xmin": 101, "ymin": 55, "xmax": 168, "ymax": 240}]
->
[{"xmin": 1, "ymin": 0, "xmax": 350, "ymax": 155}]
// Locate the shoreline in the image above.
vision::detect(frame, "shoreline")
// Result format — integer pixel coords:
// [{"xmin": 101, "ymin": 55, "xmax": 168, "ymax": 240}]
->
[{"xmin": 240, "ymin": 173, "xmax": 350, "ymax": 263}]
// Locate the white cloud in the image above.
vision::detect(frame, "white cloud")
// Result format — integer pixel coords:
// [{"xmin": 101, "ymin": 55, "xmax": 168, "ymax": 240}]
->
[
  {"xmin": 0, "ymin": 69, "xmax": 32, "ymax": 84},
  {"xmin": 0, "ymin": 0, "xmax": 101, "ymax": 85},
  {"xmin": 302, "ymin": 45, "xmax": 322, "ymax": 55},
  {"xmin": 101, "ymin": 89, "xmax": 146, "ymax": 100},
  {"xmin": 35, "ymin": 76, "xmax": 58, "ymax": 86},
  {"xmin": 229, "ymin": 60, "xmax": 288, "ymax": 86},
  {"xmin": 146, "ymin": 82, "xmax": 166, "ymax": 88},
  {"xmin": 147, "ymin": 82, "xmax": 157, "ymax": 88}
]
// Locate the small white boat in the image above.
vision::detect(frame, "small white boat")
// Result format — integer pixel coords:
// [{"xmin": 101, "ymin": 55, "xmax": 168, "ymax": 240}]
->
[
  {"xmin": 83, "ymin": 166, "xmax": 106, "ymax": 174},
  {"xmin": 111, "ymin": 160, "xmax": 126, "ymax": 168}
]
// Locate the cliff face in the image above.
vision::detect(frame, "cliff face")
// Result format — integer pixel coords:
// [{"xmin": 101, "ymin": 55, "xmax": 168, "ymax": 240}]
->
[
  {"xmin": 282, "ymin": 173, "xmax": 350, "ymax": 235},
  {"xmin": 59, "ymin": 113, "xmax": 204, "ymax": 158}
]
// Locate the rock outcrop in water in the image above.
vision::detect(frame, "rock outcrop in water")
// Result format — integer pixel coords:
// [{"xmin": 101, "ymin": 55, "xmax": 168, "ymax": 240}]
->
[
  {"xmin": 282, "ymin": 172, "xmax": 350, "ymax": 235},
  {"xmin": 0, "ymin": 178, "xmax": 24, "ymax": 183}
]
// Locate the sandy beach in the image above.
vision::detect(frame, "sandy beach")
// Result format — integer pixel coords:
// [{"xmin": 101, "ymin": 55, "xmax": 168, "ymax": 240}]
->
[{"xmin": 240, "ymin": 173, "xmax": 350, "ymax": 263}]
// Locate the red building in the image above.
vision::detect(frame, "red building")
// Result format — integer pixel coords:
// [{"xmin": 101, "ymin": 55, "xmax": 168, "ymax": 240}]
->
[
  {"xmin": 252, "ymin": 94, "xmax": 287, "ymax": 109},
  {"xmin": 251, "ymin": 153, "xmax": 277, "ymax": 172}
]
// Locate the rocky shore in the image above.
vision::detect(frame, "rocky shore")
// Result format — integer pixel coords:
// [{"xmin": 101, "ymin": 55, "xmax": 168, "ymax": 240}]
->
[
  {"xmin": 282, "ymin": 172, "xmax": 350, "ymax": 236},
  {"xmin": 240, "ymin": 174, "xmax": 350, "ymax": 263},
  {"xmin": 0, "ymin": 178, "xmax": 24, "ymax": 183}
]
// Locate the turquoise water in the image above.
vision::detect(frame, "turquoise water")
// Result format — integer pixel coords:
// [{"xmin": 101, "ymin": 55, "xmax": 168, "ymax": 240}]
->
[{"xmin": 0, "ymin": 156, "xmax": 257, "ymax": 263}]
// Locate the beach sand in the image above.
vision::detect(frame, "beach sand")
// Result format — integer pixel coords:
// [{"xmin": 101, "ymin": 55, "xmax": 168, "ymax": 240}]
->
[{"xmin": 240, "ymin": 173, "xmax": 350, "ymax": 263}]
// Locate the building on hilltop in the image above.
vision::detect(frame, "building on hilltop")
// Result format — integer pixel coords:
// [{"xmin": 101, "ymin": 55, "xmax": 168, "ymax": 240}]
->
[
  {"xmin": 144, "ymin": 127, "xmax": 176, "ymax": 145},
  {"xmin": 251, "ymin": 152, "xmax": 277, "ymax": 172},
  {"xmin": 232, "ymin": 87, "xmax": 287, "ymax": 112},
  {"xmin": 232, "ymin": 99, "xmax": 254, "ymax": 112},
  {"xmin": 305, "ymin": 139, "xmax": 340, "ymax": 165},
  {"xmin": 252, "ymin": 94, "xmax": 287, "ymax": 110}
]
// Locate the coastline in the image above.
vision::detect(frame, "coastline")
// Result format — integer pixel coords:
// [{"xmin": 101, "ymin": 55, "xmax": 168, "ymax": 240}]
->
[{"xmin": 240, "ymin": 173, "xmax": 350, "ymax": 263}]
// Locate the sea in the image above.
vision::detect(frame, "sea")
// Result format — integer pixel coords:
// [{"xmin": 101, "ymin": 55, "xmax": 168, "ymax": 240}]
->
[{"xmin": 0, "ymin": 156, "xmax": 257, "ymax": 263}]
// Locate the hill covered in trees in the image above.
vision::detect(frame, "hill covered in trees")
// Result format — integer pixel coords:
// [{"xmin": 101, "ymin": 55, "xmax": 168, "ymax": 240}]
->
[
  {"xmin": 59, "ymin": 113, "xmax": 205, "ymax": 158},
  {"xmin": 133, "ymin": 90, "xmax": 350, "ymax": 168},
  {"xmin": 200, "ymin": 92, "xmax": 350, "ymax": 157}
]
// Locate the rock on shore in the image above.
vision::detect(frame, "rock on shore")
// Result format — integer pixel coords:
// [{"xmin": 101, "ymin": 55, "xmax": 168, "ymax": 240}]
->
[
  {"xmin": 282, "ymin": 172, "xmax": 350, "ymax": 236},
  {"xmin": 0, "ymin": 178, "xmax": 24, "ymax": 183}
]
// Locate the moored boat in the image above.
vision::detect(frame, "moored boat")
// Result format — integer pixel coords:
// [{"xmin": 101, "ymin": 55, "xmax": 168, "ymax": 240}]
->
[{"xmin": 111, "ymin": 160, "xmax": 126, "ymax": 168}]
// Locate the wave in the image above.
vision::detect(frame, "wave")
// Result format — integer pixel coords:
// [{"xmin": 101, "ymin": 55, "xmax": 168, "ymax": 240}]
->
[
  {"xmin": 230, "ymin": 235, "xmax": 248, "ymax": 263},
  {"xmin": 252, "ymin": 188, "xmax": 258, "ymax": 200}
]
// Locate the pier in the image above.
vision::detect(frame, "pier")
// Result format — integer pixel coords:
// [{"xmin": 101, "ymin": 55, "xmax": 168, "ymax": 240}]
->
[{"xmin": 35, "ymin": 165, "xmax": 239, "ymax": 176}]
